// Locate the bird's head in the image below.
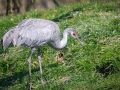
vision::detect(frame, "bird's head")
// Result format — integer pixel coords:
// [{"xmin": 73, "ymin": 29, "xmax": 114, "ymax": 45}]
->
[{"xmin": 66, "ymin": 28, "xmax": 84, "ymax": 46}]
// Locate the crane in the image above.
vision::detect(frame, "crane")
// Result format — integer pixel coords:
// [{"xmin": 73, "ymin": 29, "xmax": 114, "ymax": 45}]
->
[{"xmin": 1, "ymin": 18, "xmax": 84, "ymax": 89}]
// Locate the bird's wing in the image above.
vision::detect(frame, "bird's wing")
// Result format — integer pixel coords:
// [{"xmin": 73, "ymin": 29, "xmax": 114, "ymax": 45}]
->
[
  {"xmin": 16, "ymin": 24, "xmax": 53, "ymax": 47},
  {"xmin": 13, "ymin": 18, "xmax": 60, "ymax": 47}
]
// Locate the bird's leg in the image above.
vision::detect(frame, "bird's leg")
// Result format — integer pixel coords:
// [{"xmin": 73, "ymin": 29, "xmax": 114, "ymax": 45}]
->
[
  {"xmin": 38, "ymin": 48, "xmax": 45, "ymax": 84},
  {"xmin": 28, "ymin": 48, "xmax": 36, "ymax": 89}
]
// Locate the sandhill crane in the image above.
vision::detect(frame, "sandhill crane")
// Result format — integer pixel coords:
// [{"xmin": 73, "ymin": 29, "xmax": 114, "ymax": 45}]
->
[{"xmin": 1, "ymin": 18, "xmax": 83, "ymax": 89}]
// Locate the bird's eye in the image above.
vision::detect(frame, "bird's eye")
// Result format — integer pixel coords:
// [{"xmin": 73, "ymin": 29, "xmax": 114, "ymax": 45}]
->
[{"xmin": 73, "ymin": 31, "xmax": 76, "ymax": 36}]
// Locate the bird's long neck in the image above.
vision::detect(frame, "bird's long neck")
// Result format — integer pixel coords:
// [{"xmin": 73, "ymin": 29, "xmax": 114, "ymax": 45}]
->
[
  {"xmin": 49, "ymin": 30, "xmax": 68, "ymax": 50},
  {"xmin": 59, "ymin": 31, "xmax": 68, "ymax": 49}
]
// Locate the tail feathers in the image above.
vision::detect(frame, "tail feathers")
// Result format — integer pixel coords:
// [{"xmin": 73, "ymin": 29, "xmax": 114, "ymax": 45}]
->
[
  {"xmin": 2, "ymin": 30, "xmax": 13, "ymax": 50},
  {"xmin": 2, "ymin": 37, "xmax": 12, "ymax": 50}
]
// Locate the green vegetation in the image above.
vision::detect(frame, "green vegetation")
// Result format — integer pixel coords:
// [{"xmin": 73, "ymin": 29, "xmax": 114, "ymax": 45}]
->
[{"xmin": 0, "ymin": 1, "xmax": 120, "ymax": 90}]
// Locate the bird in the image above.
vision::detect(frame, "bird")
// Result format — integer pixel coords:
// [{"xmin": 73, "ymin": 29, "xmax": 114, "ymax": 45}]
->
[{"xmin": 1, "ymin": 18, "xmax": 83, "ymax": 89}]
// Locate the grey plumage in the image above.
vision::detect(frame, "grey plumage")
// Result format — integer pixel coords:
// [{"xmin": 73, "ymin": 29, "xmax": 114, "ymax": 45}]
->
[
  {"xmin": 2, "ymin": 19, "xmax": 61, "ymax": 49},
  {"xmin": 2, "ymin": 18, "xmax": 83, "ymax": 89}
]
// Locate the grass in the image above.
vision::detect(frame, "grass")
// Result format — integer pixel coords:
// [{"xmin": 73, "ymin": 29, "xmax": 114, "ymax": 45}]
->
[{"xmin": 0, "ymin": 1, "xmax": 120, "ymax": 90}]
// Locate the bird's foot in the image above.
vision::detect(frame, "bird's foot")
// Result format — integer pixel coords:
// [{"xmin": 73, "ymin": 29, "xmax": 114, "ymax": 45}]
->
[
  {"xmin": 29, "ymin": 83, "xmax": 36, "ymax": 90},
  {"xmin": 41, "ymin": 79, "xmax": 46, "ymax": 84}
]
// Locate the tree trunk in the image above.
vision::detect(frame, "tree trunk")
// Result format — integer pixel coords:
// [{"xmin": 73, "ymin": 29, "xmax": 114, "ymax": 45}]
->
[{"xmin": 6, "ymin": 0, "xmax": 20, "ymax": 15}]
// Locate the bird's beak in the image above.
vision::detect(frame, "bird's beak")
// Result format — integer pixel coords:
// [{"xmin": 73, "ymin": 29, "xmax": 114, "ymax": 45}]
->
[{"xmin": 76, "ymin": 36, "xmax": 84, "ymax": 46}]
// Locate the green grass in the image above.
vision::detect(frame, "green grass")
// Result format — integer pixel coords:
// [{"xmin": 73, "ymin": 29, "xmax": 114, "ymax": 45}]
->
[{"xmin": 0, "ymin": 1, "xmax": 120, "ymax": 90}]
